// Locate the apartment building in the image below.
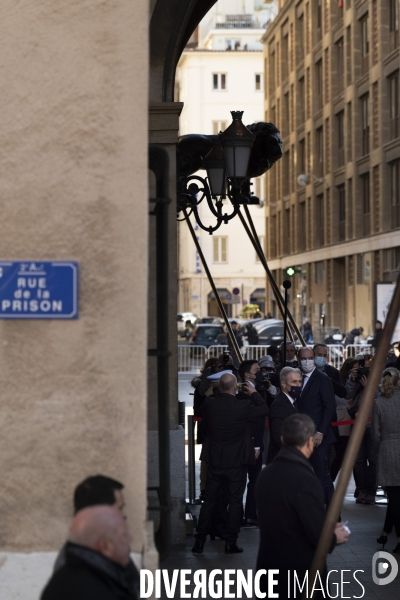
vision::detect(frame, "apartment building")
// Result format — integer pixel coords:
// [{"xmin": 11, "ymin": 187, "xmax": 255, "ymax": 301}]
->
[{"xmin": 262, "ymin": 0, "xmax": 400, "ymax": 338}]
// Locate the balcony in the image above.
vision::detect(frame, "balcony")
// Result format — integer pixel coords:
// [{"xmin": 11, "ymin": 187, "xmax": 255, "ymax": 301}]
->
[{"xmin": 215, "ymin": 14, "xmax": 260, "ymax": 29}]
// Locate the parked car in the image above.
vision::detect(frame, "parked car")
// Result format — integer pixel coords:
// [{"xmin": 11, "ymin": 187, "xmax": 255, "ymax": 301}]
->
[
  {"xmin": 189, "ymin": 324, "xmax": 224, "ymax": 349},
  {"xmin": 254, "ymin": 319, "xmax": 285, "ymax": 346}
]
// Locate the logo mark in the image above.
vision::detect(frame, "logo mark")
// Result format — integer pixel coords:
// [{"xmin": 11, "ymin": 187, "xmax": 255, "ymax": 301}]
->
[{"xmin": 372, "ymin": 551, "xmax": 398, "ymax": 585}]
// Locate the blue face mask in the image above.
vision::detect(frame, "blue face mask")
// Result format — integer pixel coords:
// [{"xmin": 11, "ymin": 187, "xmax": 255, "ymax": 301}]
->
[{"xmin": 315, "ymin": 357, "xmax": 327, "ymax": 368}]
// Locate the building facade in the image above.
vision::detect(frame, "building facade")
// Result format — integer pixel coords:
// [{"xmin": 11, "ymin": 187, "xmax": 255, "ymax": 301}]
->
[
  {"xmin": 262, "ymin": 0, "xmax": 400, "ymax": 339},
  {"xmin": 177, "ymin": 0, "xmax": 278, "ymax": 317}
]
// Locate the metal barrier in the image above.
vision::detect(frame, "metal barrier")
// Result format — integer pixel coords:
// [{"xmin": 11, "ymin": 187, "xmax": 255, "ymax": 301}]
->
[
  {"xmin": 346, "ymin": 344, "xmax": 373, "ymax": 359},
  {"xmin": 244, "ymin": 345, "xmax": 272, "ymax": 360},
  {"xmin": 326, "ymin": 344, "xmax": 345, "ymax": 369},
  {"xmin": 178, "ymin": 345, "xmax": 207, "ymax": 372},
  {"xmin": 207, "ymin": 345, "xmax": 228, "ymax": 358}
]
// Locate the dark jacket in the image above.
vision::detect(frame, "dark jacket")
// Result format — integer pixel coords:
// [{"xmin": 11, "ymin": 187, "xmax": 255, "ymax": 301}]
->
[
  {"xmin": 255, "ymin": 446, "xmax": 336, "ymax": 598},
  {"xmin": 200, "ymin": 391, "xmax": 268, "ymax": 467},
  {"xmin": 298, "ymin": 368, "xmax": 336, "ymax": 444},
  {"xmin": 320, "ymin": 364, "xmax": 347, "ymax": 398},
  {"xmin": 41, "ymin": 542, "xmax": 139, "ymax": 600},
  {"xmin": 267, "ymin": 392, "xmax": 298, "ymax": 463}
]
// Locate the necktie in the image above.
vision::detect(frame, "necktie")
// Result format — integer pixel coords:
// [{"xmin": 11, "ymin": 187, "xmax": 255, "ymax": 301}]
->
[{"xmin": 293, "ymin": 400, "xmax": 298, "ymax": 410}]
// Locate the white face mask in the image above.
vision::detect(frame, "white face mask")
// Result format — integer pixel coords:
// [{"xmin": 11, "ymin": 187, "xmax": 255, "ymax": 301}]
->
[{"xmin": 301, "ymin": 359, "xmax": 315, "ymax": 373}]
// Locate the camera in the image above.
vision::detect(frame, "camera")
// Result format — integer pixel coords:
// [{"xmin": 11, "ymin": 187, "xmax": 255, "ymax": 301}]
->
[
  {"xmin": 355, "ymin": 355, "xmax": 369, "ymax": 382},
  {"xmin": 223, "ymin": 351, "xmax": 231, "ymax": 364}
]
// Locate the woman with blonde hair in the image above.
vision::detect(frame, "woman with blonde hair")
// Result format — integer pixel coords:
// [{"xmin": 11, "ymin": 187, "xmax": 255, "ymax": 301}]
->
[{"xmin": 371, "ymin": 367, "xmax": 400, "ymax": 553}]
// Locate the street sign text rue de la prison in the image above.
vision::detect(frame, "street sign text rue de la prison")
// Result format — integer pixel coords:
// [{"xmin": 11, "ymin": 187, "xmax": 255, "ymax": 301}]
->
[{"xmin": 0, "ymin": 261, "xmax": 78, "ymax": 319}]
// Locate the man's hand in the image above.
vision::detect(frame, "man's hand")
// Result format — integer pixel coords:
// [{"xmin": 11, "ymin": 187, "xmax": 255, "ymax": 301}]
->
[
  {"xmin": 335, "ymin": 523, "xmax": 350, "ymax": 545},
  {"xmin": 359, "ymin": 375, "xmax": 368, "ymax": 388},
  {"xmin": 254, "ymin": 449, "xmax": 261, "ymax": 460},
  {"xmin": 243, "ymin": 381, "xmax": 255, "ymax": 396},
  {"xmin": 313, "ymin": 432, "xmax": 324, "ymax": 447},
  {"xmin": 350, "ymin": 366, "xmax": 358, "ymax": 380}
]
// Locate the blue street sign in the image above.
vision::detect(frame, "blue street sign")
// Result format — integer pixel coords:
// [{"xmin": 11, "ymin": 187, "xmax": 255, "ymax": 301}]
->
[{"xmin": 0, "ymin": 261, "xmax": 78, "ymax": 319}]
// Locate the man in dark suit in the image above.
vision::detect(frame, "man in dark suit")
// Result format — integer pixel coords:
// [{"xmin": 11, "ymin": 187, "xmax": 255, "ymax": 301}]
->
[
  {"xmin": 313, "ymin": 343, "xmax": 346, "ymax": 398},
  {"xmin": 298, "ymin": 346, "xmax": 336, "ymax": 505},
  {"xmin": 192, "ymin": 373, "xmax": 268, "ymax": 554},
  {"xmin": 256, "ymin": 414, "xmax": 349, "ymax": 598},
  {"xmin": 267, "ymin": 366, "xmax": 301, "ymax": 463}
]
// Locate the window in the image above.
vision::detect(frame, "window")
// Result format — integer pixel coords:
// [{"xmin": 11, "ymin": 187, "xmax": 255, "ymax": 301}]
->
[
  {"xmin": 383, "ymin": 247, "xmax": 400, "ymax": 282},
  {"xmin": 346, "ymin": 26, "xmax": 352, "ymax": 86},
  {"xmin": 282, "ymin": 32, "xmax": 289, "ymax": 80},
  {"xmin": 299, "ymin": 139, "xmax": 306, "ymax": 173},
  {"xmin": 284, "ymin": 92, "xmax": 290, "ymax": 136},
  {"xmin": 213, "ymin": 237, "xmax": 227, "ymax": 263},
  {"xmin": 347, "ymin": 102, "xmax": 352, "ymax": 161},
  {"xmin": 337, "ymin": 111, "xmax": 345, "ymax": 166},
  {"xmin": 283, "ymin": 151, "xmax": 290, "ymax": 195},
  {"xmin": 389, "ymin": 71, "xmax": 400, "ymax": 140},
  {"xmin": 348, "ymin": 255, "xmax": 354, "ymax": 285},
  {"xmin": 315, "ymin": 261, "xmax": 324, "ymax": 284},
  {"xmin": 347, "ymin": 178, "xmax": 353, "ymax": 238},
  {"xmin": 338, "ymin": 184, "xmax": 346, "ymax": 241},
  {"xmin": 212, "ymin": 73, "xmax": 226, "ymax": 90},
  {"xmin": 316, "ymin": 59, "xmax": 323, "ymax": 110},
  {"xmin": 360, "ymin": 14, "xmax": 369, "ymax": 75},
  {"xmin": 336, "ymin": 38, "xmax": 344, "ymax": 94},
  {"xmin": 212, "ymin": 120, "xmax": 227, "ymax": 135},
  {"xmin": 226, "ymin": 39, "xmax": 240, "ymax": 51},
  {"xmin": 255, "ymin": 73, "xmax": 263, "ymax": 91},
  {"xmin": 316, "ymin": 0, "xmax": 322, "ymax": 41},
  {"xmin": 298, "ymin": 202, "xmax": 306, "ymax": 251},
  {"xmin": 361, "ymin": 94, "xmax": 369, "ymax": 155},
  {"xmin": 299, "ymin": 77, "xmax": 305, "ymax": 123},
  {"xmin": 357, "ymin": 254, "xmax": 364, "ymax": 284},
  {"xmin": 255, "ymin": 237, "xmax": 265, "ymax": 262},
  {"xmin": 269, "ymin": 47, "xmax": 276, "ymax": 93},
  {"xmin": 316, "ymin": 126, "xmax": 324, "ymax": 177},
  {"xmin": 315, "ymin": 193, "xmax": 325, "ymax": 246},
  {"xmin": 361, "ymin": 173, "xmax": 370, "ymax": 235},
  {"xmin": 391, "ymin": 160, "xmax": 400, "ymax": 228},
  {"xmin": 298, "ymin": 14, "xmax": 305, "ymax": 61},
  {"xmin": 390, "ymin": 0, "xmax": 399, "ymax": 51},
  {"xmin": 283, "ymin": 208, "xmax": 290, "ymax": 254}
]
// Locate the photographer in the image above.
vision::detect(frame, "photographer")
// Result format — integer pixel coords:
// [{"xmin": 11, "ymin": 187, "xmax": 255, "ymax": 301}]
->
[{"xmin": 345, "ymin": 353, "xmax": 379, "ymax": 505}]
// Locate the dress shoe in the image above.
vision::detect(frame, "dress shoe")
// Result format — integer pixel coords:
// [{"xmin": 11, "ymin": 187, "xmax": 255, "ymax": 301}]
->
[
  {"xmin": 356, "ymin": 491, "xmax": 367, "ymax": 504},
  {"xmin": 225, "ymin": 543, "xmax": 243, "ymax": 554},
  {"xmin": 377, "ymin": 535, "xmax": 387, "ymax": 549},
  {"xmin": 192, "ymin": 540, "xmax": 204, "ymax": 554},
  {"xmin": 364, "ymin": 494, "xmax": 375, "ymax": 505}
]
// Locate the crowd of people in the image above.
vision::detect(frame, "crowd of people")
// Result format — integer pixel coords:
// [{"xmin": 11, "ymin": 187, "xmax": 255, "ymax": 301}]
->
[{"xmin": 191, "ymin": 337, "xmax": 400, "ymax": 584}]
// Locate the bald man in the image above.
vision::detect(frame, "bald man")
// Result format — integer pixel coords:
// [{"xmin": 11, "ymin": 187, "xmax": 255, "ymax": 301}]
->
[
  {"xmin": 192, "ymin": 373, "xmax": 268, "ymax": 554},
  {"xmin": 41, "ymin": 506, "xmax": 138, "ymax": 600}
]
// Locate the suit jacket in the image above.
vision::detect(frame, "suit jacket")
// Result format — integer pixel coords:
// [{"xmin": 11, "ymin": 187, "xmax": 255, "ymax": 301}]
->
[
  {"xmin": 322, "ymin": 364, "xmax": 347, "ymax": 398},
  {"xmin": 267, "ymin": 392, "xmax": 298, "ymax": 463},
  {"xmin": 255, "ymin": 446, "xmax": 336, "ymax": 598},
  {"xmin": 298, "ymin": 368, "xmax": 336, "ymax": 445},
  {"xmin": 200, "ymin": 391, "xmax": 268, "ymax": 468}
]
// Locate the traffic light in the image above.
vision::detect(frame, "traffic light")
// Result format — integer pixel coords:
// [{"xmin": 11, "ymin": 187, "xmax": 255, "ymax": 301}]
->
[{"xmin": 286, "ymin": 266, "xmax": 296, "ymax": 277}]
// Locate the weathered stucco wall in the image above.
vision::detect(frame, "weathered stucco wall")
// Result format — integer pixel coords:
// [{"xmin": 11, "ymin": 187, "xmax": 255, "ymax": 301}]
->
[{"xmin": 0, "ymin": 0, "xmax": 148, "ymax": 556}]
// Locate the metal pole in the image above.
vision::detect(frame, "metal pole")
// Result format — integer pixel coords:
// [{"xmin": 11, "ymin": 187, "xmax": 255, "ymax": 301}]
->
[
  {"xmin": 184, "ymin": 208, "xmax": 243, "ymax": 364},
  {"xmin": 187, "ymin": 415, "xmax": 197, "ymax": 504},
  {"xmin": 283, "ymin": 280, "xmax": 291, "ymax": 369},
  {"xmin": 303, "ymin": 272, "xmax": 400, "ymax": 599},
  {"xmin": 241, "ymin": 204, "xmax": 306, "ymax": 346}
]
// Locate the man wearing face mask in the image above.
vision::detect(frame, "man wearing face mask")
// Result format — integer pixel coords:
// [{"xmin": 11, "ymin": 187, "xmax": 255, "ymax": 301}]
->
[
  {"xmin": 313, "ymin": 344, "xmax": 347, "ymax": 398},
  {"xmin": 280, "ymin": 341, "xmax": 299, "ymax": 369},
  {"xmin": 267, "ymin": 367, "xmax": 301, "ymax": 463},
  {"xmin": 297, "ymin": 347, "xmax": 336, "ymax": 505},
  {"xmin": 238, "ymin": 360, "xmax": 268, "ymax": 526}
]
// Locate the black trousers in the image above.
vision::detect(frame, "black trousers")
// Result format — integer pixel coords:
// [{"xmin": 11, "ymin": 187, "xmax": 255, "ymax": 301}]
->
[
  {"xmin": 386, "ymin": 486, "xmax": 400, "ymax": 537},
  {"xmin": 354, "ymin": 427, "xmax": 377, "ymax": 496},
  {"xmin": 196, "ymin": 464, "xmax": 247, "ymax": 544},
  {"xmin": 330, "ymin": 436, "xmax": 349, "ymax": 482},
  {"xmin": 310, "ymin": 443, "xmax": 334, "ymax": 506},
  {"xmin": 244, "ymin": 454, "xmax": 262, "ymax": 521}
]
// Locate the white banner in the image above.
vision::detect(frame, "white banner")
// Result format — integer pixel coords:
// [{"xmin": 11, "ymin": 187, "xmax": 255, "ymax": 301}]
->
[{"xmin": 376, "ymin": 283, "xmax": 400, "ymax": 343}]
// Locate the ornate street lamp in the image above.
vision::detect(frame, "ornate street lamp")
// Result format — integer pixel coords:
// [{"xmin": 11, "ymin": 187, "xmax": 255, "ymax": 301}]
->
[{"xmin": 177, "ymin": 111, "xmax": 282, "ymax": 234}]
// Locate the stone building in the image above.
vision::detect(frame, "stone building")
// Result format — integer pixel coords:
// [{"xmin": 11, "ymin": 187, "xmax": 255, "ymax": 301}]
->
[
  {"xmin": 0, "ymin": 1, "xmax": 222, "ymax": 598},
  {"xmin": 262, "ymin": 0, "xmax": 400, "ymax": 339}
]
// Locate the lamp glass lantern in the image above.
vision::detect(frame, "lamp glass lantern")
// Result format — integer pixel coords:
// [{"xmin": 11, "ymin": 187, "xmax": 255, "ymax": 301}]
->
[
  {"xmin": 219, "ymin": 111, "xmax": 254, "ymax": 187},
  {"xmin": 203, "ymin": 142, "xmax": 226, "ymax": 197}
]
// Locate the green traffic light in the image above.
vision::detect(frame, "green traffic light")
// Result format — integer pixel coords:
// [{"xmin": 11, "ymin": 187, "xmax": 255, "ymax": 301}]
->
[{"xmin": 286, "ymin": 267, "xmax": 295, "ymax": 277}]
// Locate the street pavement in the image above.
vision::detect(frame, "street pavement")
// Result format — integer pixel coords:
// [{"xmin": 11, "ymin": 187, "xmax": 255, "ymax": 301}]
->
[{"xmin": 173, "ymin": 372, "xmax": 400, "ymax": 599}]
